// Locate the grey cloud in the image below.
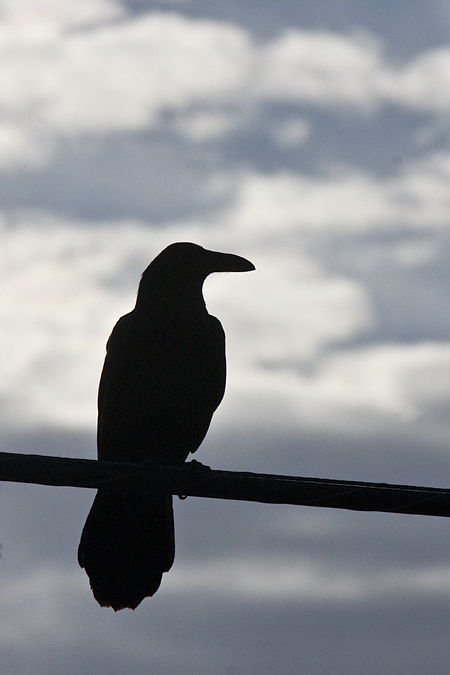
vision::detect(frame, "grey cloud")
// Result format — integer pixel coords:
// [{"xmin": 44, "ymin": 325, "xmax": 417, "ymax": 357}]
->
[
  {"xmin": 0, "ymin": 132, "xmax": 227, "ymax": 222},
  {"xmin": 1, "ymin": 3, "xmax": 450, "ymax": 673},
  {"xmin": 0, "ymin": 422, "xmax": 449, "ymax": 674},
  {"xmin": 315, "ymin": 229, "xmax": 450, "ymax": 344}
]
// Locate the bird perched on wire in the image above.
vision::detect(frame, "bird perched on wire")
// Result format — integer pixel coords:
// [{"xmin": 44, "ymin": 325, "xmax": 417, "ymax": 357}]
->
[{"xmin": 78, "ymin": 242, "xmax": 255, "ymax": 610}]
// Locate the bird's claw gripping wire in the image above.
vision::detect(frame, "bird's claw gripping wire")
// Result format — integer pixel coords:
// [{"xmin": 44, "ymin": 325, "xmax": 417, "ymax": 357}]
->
[{"xmin": 177, "ymin": 459, "xmax": 212, "ymax": 500}]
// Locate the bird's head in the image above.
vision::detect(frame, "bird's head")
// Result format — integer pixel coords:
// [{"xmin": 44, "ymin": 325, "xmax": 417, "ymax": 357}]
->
[{"xmin": 137, "ymin": 242, "xmax": 254, "ymax": 306}]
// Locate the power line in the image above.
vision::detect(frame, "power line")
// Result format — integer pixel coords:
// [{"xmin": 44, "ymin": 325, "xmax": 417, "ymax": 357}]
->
[{"xmin": 0, "ymin": 451, "xmax": 449, "ymax": 517}]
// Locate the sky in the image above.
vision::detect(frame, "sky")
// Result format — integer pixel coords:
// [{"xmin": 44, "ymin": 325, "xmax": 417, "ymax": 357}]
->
[{"xmin": 1, "ymin": 0, "xmax": 450, "ymax": 672}]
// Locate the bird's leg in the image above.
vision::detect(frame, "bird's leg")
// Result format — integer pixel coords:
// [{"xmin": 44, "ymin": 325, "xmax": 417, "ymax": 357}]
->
[
  {"xmin": 188, "ymin": 458, "xmax": 212, "ymax": 476},
  {"xmin": 177, "ymin": 459, "xmax": 212, "ymax": 500}
]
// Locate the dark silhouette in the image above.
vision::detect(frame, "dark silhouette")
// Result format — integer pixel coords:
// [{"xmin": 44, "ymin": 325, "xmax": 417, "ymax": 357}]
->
[{"xmin": 78, "ymin": 242, "xmax": 255, "ymax": 610}]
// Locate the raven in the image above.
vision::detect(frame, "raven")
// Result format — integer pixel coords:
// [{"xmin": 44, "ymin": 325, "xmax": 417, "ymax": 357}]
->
[{"xmin": 78, "ymin": 242, "xmax": 254, "ymax": 610}]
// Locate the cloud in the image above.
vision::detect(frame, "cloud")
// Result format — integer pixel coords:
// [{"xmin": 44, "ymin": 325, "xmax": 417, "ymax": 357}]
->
[
  {"xmin": 212, "ymin": 341, "xmax": 450, "ymax": 442},
  {"xmin": 1, "ymin": 135, "xmax": 450, "ymax": 433},
  {"xmin": 0, "ymin": 211, "xmax": 375, "ymax": 431},
  {"xmin": 166, "ymin": 557, "xmax": 450, "ymax": 601},
  {"xmin": 206, "ymin": 248, "xmax": 371, "ymax": 366},
  {"xmin": 0, "ymin": 566, "xmax": 85, "ymax": 647},
  {"xmin": 1, "ymin": 8, "xmax": 450, "ymax": 169},
  {"xmin": 218, "ymin": 151, "xmax": 450, "ymax": 234},
  {"xmin": 256, "ymin": 29, "xmax": 450, "ymax": 116},
  {"xmin": 0, "ymin": 0, "xmax": 124, "ymax": 29},
  {"xmin": 0, "ymin": 214, "xmax": 262, "ymax": 429},
  {"xmin": 271, "ymin": 116, "xmax": 311, "ymax": 148},
  {"xmin": 256, "ymin": 29, "xmax": 384, "ymax": 110},
  {"xmin": 0, "ymin": 214, "xmax": 144, "ymax": 429},
  {"xmin": 41, "ymin": 14, "xmax": 251, "ymax": 135},
  {"xmin": 0, "ymin": 9, "xmax": 252, "ymax": 167},
  {"xmin": 3, "ymin": 554, "xmax": 449, "ymax": 640},
  {"xmin": 1, "ymin": 4, "xmax": 450, "ymax": 673},
  {"xmin": 2, "ymin": 202, "xmax": 450, "ymax": 440},
  {"xmin": 219, "ymin": 170, "xmax": 389, "ymax": 233},
  {"xmin": 385, "ymin": 46, "xmax": 450, "ymax": 112}
]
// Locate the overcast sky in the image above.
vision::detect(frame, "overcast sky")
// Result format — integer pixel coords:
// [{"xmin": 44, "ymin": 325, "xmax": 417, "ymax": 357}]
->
[{"xmin": 1, "ymin": 0, "xmax": 450, "ymax": 672}]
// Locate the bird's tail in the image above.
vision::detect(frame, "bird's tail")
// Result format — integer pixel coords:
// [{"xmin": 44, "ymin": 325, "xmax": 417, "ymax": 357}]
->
[{"xmin": 78, "ymin": 489, "xmax": 175, "ymax": 610}]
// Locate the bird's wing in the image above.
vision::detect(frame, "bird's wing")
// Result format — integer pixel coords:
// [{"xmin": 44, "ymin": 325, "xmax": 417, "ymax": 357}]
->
[{"xmin": 97, "ymin": 311, "xmax": 226, "ymax": 465}]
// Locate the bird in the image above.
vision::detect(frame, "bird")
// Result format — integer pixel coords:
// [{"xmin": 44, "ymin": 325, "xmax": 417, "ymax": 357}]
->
[{"xmin": 78, "ymin": 242, "xmax": 255, "ymax": 610}]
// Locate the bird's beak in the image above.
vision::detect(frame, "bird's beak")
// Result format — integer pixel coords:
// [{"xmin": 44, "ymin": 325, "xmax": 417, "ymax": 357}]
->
[{"xmin": 206, "ymin": 249, "xmax": 255, "ymax": 273}]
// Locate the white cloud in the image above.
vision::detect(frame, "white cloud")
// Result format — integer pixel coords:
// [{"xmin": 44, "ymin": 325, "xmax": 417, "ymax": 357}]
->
[
  {"xmin": 0, "ymin": 214, "xmax": 260, "ymax": 430},
  {"xmin": 172, "ymin": 109, "xmax": 240, "ymax": 141},
  {"xmin": 0, "ymin": 212, "xmax": 368, "ymax": 431},
  {"xmin": 393, "ymin": 152, "xmax": 450, "ymax": 226},
  {"xmin": 304, "ymin": 342, "xmax": 450, "ymax": 420},
  {"xmin": 219, "ymin": 170, "xmax": 389, "ymax": 233},
  {"xmin": 0, "ymin": 215, "xmax": 147, "ymax": 429},
  {"xmin": 215, "ymin": 340, "xmax": 450, "ymax": 438},
  {"xmin": 0, "ymin": 10, "xmax": 252, "ymax": 167},
  {"xmin": 2, "ymin": 128, "xmax": 450, "ymax": 431},
  {"xmin": 0, "ymin": 9, "xmax": 450, "ymax": 169},
  {"xmin": 42, "ymin": 14, "xmax": 252, "ymax": 135},
  {"xmin": 257, "ymin": 28, "xmax": 450, "ymax": 116},
  {"xmin": 384, "ymin": 46, "xmax": 450, "ymax": 112},
  {"xmin": 0, "ymin": 0, "xmax": 124, "ymax": 29},
  {"xmin": 206, "ymin": 249, "xmax": 371, "ymax": 366},
  {"xmin": 2, "ymin": 204, "xmax": 450, "ymax": 437},
  {"xmin": 217, "ymin": 151, "xmax": 450, "ymax": 234},
  {"xmin": 0, "ymin": 121, "xmax": 54, "ymax": 168},
  {"xmin": 256, "ymin": 29, "xmax": 383, "ymax": 110}
]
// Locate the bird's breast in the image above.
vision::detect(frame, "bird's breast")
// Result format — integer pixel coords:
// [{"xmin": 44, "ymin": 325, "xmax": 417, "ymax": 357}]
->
[{"xmin": 97, "ymin": 311, "xmax": 226, "ymax": 464}]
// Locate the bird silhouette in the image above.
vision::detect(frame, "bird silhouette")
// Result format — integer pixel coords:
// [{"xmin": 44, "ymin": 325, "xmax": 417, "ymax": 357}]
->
[{"xmin": 78, "ymin": 242, "xmax": 254, "ymax": 610}]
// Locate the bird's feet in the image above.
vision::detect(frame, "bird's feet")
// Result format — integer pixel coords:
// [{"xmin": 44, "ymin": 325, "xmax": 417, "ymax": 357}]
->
[
  {"xmin": 177, "ymin": 459, "xmax": 212, "ymax": 500},
  {"xmin": 188, "ymin": 458, "xmax": 212, "ymax": 480}
]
